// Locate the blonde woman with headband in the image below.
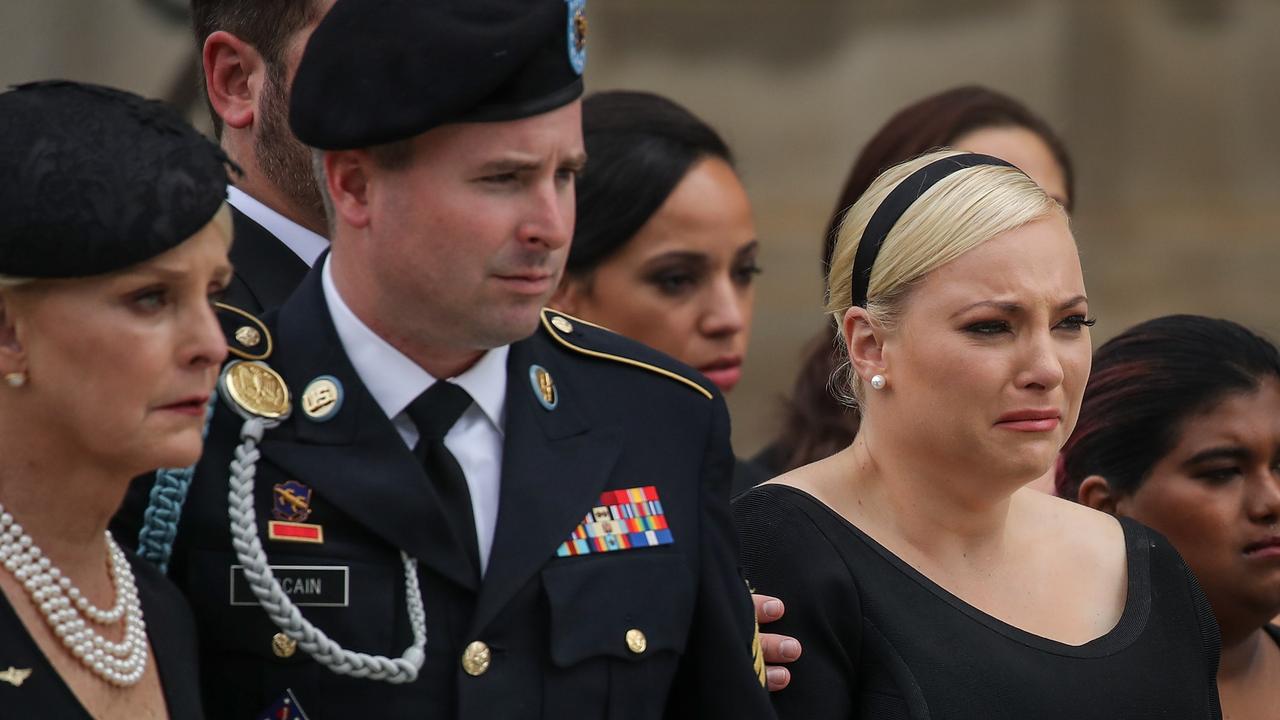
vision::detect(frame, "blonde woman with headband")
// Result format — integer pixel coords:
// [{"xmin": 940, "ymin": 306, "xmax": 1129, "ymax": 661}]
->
[{"xmin": 734, "ymin": 150, "xmax": 1221, "ymax": 718}]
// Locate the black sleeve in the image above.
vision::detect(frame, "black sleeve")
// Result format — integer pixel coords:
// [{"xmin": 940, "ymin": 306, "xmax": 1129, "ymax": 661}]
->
[
  {"xmin": 1159, "ymin": 527, "xmax": 1223, "ymax": 720},
  {"xmin": 666, "ymin": 398, "xmax": 777, "ymax": 719},
  {"xmin": 734, "ymin": 488, "xmax": 862, "ymax": 720}
]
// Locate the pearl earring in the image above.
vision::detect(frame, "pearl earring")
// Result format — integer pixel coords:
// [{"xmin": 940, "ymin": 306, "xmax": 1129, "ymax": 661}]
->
[
  {"xmin": 3, "ymin": 372, "xmax": 25, "ymax": 388},
  {"xmin": 870, "ymin": 374, "xmax": 886, "ymax": 390}
]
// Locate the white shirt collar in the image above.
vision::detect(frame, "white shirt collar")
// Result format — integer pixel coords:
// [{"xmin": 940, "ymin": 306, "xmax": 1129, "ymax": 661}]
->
[
  {"xmin": 321, "ymin": 256, "xmax": 508, "ymax": 432},
  {"xmin": 226, "ymin": 186, "xmax": 329, "ymax": 268}
]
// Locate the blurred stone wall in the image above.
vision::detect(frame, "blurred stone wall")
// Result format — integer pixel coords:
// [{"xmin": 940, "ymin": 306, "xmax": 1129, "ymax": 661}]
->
[{"xmin": 5, "ymin": 0, "xmax": 1279, "ymax": 457}]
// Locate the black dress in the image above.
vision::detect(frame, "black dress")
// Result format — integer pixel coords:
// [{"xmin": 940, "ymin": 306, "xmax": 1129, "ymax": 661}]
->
[
  {"xmin": 734, "ymin": 485, "xmax": 1222, "ymax": 719},
  {"xmin": 0, "ymin": 552, "xmax": 203, "ymax": 718}
]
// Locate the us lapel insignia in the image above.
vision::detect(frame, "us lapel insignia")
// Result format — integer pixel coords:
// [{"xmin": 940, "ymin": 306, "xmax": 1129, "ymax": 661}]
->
[
  {"xmin": 556, "ymin": 486, "xmax": 674, "ymax": 556},
  {"xmin": 270, "ymin": 481, "xmax": 324, "ymax": 544},
  {"xmin": 0, "ymin": 667, "xmax": 31, "ymax": 687},
  {"xmin": 300, "ymin": 375, "xmax": 343, "ymax": 422},
  {"xmin": 528, "ymin": 364, "xmax": 558, "ymax": 410}
]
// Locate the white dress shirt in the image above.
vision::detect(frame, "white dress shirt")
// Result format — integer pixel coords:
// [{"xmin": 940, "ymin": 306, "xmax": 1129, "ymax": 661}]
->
[
  {"xmin": 226, "ymin": 186, "xmax": 329, "ymax": 268},
  {"xmin": 322, "ymin": 257, "xmax": 508, "ymax": 573}
]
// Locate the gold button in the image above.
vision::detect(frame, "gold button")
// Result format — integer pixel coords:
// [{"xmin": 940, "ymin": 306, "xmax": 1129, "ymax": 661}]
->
[
  {"xmin": 625, "ymin": 628, "xmax": 647, "ymax": 654},
  {"xmin": 551, "ymin": 316, "xmax": 574, "ymax": 334},
  {"xmin": 234, "ymin": 325, "xmax": 262, "ymax": 347},
  {"xmin": 271, "ymin": 632, "xmax": 297, "ymax": 658},
  {"xmin": 461, "ymin": 640, "xmax": 491, "ymax": 676}
]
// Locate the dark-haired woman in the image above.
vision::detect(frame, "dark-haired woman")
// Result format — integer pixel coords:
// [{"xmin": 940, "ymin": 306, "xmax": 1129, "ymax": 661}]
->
[
  {"xmin": 0, "ymin": 81, "xmax": 232, "ymax": 718},
  {"xmin": 1058, "ymin": 315, "xmax": 1280, "ymax": 719},
  {"xmin": 759, "ymin": 85, "xmax": 1074, "ymax": 479},
  {"xmin": 549, "ymin": 90, "xmax": 767, "ymax": 492}
]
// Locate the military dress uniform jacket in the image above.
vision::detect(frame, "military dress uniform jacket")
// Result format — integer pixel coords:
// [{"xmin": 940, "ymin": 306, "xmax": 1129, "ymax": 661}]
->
[
  {"xmin": 167, "ymin": 266, "xmax": 775, "ymax": 719},
  {"xmin": 222, "ymin": 205, "xmax": 310, "ymax": 314}
]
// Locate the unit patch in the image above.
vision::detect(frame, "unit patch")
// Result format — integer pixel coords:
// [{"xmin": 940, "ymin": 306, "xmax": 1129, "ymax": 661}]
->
[
  {"xmin": 272, "ymin": 481, "xmax": 313, "ymax": 522},
  {"xmin": 556, "ymin": 486, "xmax": 673, "ymax": 556}
]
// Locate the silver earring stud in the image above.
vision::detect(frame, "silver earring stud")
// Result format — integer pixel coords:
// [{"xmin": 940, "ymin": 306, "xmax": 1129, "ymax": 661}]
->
[
  {"xmin": 4, "ymin": 372, "xmax": 26, "ymax": 388},
  {"xmin": 870, "ymin": 374, "xmax": 886, "ymax": 390}
]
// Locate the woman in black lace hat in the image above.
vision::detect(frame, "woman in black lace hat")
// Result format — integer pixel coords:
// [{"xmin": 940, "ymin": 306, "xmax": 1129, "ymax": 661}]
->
[{"xmin": 0, "ymin": 80, "xmax": 234, "ymax": 719}]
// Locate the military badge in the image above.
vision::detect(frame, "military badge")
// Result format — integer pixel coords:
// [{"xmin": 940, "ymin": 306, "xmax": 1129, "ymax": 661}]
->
[
  {"xmin": 220, "ymin": 360, "xmax": 291, "ymax": 421},
  {"xmin": 556, "ymin": 486, "xmax": 673, "ymax": 556},
  {"xmin": 528, "ymin": 364, "xmax": 558, "ymax": 410},
  {"xmin": 273, "ymin": 481, "xmax": 313, "ymax": 522},
  {"xmin": 270, "ymin": 481, "xmax": 324, "ymax": 543},
  {"xmin": 565, "ymin": 0, "xmax": 587, "ymax": 75},
  {"xmin": 256, "ymin": 688, "xmax": 311, "ymax": 720},
  {"xmin": 300, "ymin": 375, "xmax": 343, "ymax": 422}
]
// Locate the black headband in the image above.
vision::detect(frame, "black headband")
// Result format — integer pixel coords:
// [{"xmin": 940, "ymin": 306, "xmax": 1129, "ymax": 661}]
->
[{"xmin": 848, "ymin": 153, "xmax": 1017, "ymax": 308}]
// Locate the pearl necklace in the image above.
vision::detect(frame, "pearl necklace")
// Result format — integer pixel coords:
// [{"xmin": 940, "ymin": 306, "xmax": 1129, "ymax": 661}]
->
[{"xmin": 0, "ymin": 506, "xmax": 148, "ymax": 686}]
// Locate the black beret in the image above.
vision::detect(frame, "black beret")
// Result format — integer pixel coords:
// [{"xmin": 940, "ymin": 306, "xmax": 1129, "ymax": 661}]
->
[
  {"xmin": 0, "ymin": 81, "xmax": 234, "ymax": 279},
  {"xmin": 290, "ymin": 0, "xmax": 588, "ymax": 150}
]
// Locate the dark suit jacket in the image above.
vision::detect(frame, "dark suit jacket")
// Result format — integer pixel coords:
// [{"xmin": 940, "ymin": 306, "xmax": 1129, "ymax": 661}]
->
[
  {"xmin": 223, "ymin": 205, "xmax": 312, "ymax": 314},
  {"xmin": 164, "ymin": 265, "xmax": 774, "ymax": 719}
]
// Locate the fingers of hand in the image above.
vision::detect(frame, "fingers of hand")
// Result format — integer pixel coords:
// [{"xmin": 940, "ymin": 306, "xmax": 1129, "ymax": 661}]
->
[{"xmin": 751, "ymin": 593, "xmax": 785, "ymax": 624}]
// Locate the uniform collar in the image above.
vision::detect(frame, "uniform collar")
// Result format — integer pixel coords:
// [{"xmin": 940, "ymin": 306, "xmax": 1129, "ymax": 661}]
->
[
  {"xmin": 321, "ymin": 255, "xmax": 508, "ymax": 433},
  {"xmin": 226, "ymin": 186, "xmax": 329, "ymax": 268}
]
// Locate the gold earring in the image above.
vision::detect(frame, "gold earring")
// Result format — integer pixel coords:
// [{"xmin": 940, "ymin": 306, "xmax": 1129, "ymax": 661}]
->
[{"xmin": 4, "ymin": 372, "xmax": 26, "ymax": 388}]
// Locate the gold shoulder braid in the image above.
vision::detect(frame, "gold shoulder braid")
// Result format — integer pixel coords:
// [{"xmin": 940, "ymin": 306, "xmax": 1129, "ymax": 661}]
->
[{"xmin": 539, "ymin": 309, "xmax": 713, "ymax": 400}]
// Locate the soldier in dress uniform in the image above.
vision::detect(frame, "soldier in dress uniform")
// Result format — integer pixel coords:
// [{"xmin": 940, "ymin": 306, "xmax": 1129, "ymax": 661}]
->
[{"xmin": 125, "ymin": 0, "xmax": 777, "ymax": 717}]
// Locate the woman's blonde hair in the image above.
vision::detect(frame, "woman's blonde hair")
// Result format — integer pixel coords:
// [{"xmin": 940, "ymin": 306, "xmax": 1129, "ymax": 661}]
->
[{"xmin": 825, "ymin": 148, "xmax": 1065, "ymax": 405}]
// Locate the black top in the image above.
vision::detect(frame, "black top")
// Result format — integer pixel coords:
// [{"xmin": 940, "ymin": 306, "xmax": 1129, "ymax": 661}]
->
[
  {"xmin": 119, "ymin": 265, "xmax": 772, "ymax": 719},
  {"xmin": 0, "ymin": 551, "xmax": 203, "ymax": 718},
  {"xmin": 734, "ymin": 485, "xmax": 1222, "ymax": 720},
  {"xmin": 223, "ymin": 205, "xmax": 311, "ymax": 314}
]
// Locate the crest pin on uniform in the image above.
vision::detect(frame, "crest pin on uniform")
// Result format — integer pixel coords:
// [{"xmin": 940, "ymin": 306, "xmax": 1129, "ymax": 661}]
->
[
  {"xmin": 220, "ymin": 360, "xmax": 291, "ymax": 422},
  {"xmin": 529, "ymin": 365, "xmax": 558, "ymax": 410},
  {"xmin": 550, "ymin": 315, "xmax": 574, "ymax": 334},
  {"xmin": 301, "ymin": 376, "xmax": 343, "ymax": 422},
  {"xmin": 565, "ymin": 0, "xmax": 587, "ymax": 75},
  {"xmin": 269, "ymin": 480, "xmax": 324, "ymax": 544}
]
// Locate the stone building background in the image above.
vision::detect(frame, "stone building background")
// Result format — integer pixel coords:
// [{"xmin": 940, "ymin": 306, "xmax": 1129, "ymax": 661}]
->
[{"xmin": 4, "ymin": 0, "xmax": 1278, "ymax": 456}]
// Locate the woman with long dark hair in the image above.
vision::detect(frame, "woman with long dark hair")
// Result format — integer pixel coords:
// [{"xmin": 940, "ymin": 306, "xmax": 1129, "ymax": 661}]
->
[
  {"xmin": 550, "ymin": 90, "xmax": 767, "ymax": 491},
  {"xmin": 1058, "ymin": 315, "xmax": 1280, "ymax": 718}
]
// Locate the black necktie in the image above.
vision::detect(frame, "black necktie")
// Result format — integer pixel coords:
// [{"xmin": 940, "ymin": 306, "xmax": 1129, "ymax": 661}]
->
[{"xmin": 405, "ymin": 381, "xmax": 481, "ymax": 582}]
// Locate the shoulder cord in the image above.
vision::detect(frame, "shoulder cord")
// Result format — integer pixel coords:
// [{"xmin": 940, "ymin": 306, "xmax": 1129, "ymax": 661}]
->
[
  {"xmin": 138, "ymin": 396, "xmax": 218, "ymax": 571},
  {"xmin": 228, "ymin": 417, "xmax": 427, "ymax": 683}
]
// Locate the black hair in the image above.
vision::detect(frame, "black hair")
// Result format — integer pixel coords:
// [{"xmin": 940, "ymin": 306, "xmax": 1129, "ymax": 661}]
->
[
  {"xmin": 1057, "ymin": 314, "xmax": 1280, "ymax": 499},
  {"xmin": 568, "ymin": 90, "xmax": 734, "ymax": 276}
]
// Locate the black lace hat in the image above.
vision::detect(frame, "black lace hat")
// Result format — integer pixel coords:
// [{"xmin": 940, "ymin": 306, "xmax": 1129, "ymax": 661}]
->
[
  {"xmin": 0, "ymin": 80, "xmax": 234, "ymax": 279},
  {"xmin": 290, "ymin": 0, "xmax": 588, "ymax": 150}
]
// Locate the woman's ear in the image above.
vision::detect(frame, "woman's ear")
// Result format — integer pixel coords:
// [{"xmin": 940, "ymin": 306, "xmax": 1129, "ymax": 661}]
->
[
  {"xmin": 1077, "ymin": 475, "xmax": 1120, "ymax": 515},
  {"xmin": 842, "ymin": 306, "xmax": 887, "ymax": 385}
]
